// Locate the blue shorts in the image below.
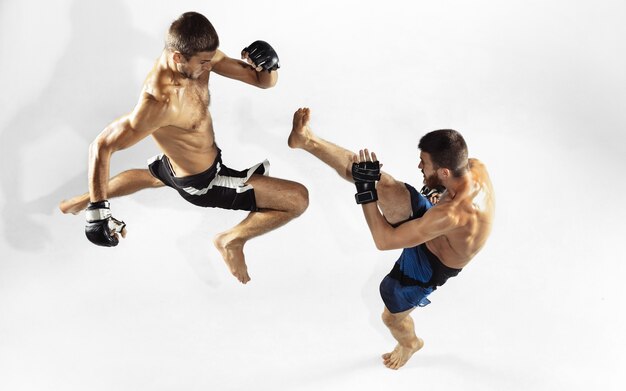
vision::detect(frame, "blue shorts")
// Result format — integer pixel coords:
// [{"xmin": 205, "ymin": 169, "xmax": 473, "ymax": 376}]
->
[
  {"xmin": 380, "ymin": 242, "xmax": 436, "ymax": 313},
  {"xmin": 379, "ymin": 183, "xmax": 438, "ymax": 313},
  {"xmin": 380, "ymin": 273, "xmax": 434, "ymax": 313}
]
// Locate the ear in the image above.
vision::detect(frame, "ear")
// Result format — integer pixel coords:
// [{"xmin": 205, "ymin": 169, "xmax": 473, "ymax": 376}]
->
[
  {"xmin": 439, "ymin": 167, "xmax": 451, "ymax": 179},
  {"xmin": 172, "ymin": 51, "xmax": 185, "ymax": 64}
]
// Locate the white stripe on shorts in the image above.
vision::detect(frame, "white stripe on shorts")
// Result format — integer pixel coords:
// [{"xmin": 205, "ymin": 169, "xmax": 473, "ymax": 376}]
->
[{"xmin": 182, "ymin": 159, "xmax": 270, "ymax": 196}]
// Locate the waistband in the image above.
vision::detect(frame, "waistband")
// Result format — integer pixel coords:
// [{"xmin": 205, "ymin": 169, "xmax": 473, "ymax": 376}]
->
[
  {"xmin": 421, "ymin": 243, "xmax": 462, "ymax": 275},
  {"xmin": 163, "ymin": 148, "xmax": 222, "ymax": 188},
  {"xmin": 389, "ymin": 244, "xmax": 462, "ymax": 288}
]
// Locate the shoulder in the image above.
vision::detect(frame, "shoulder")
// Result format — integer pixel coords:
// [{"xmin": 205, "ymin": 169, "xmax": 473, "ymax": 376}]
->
[
  {"xmin": 136, "ymin": 87, "xmax": 169, "ymax": 112},
  {"xmin": 127, "ymin": 89, "xmax": 172, "ymax": 131},
  {"xmin": 469, "ymin": 158, "xmax": 486, "ymax": 170},
  {"xmin": 212, "ymin": 50, "xmax": 227, "ymax": 63},
  {"xmin": 142, "ymin": 64, "xmax": 179, "ymax": 104},
  {"xmin": 209, "ymin": 50, "xmax": 230, "ymax": 70},
  {"xmin": 422, "ymin": 203, "xmax": 461, "ymax": 231},
  {"xmin": 469, "ymin": 158, "xmax": 493, "ymax": 188}
]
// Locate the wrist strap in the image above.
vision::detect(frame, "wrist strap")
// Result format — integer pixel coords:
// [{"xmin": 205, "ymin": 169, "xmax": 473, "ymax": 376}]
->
[
  {"xmin": 87, "ymin": 200, "xmax": 110, "ymax": 209},
  {"xmin": 355, "ymin": 189, "xmax": 378, "ymax": 204},
  {"xmin": 86, "ymin": 200, "xmax": 111, "ymax": 222}
]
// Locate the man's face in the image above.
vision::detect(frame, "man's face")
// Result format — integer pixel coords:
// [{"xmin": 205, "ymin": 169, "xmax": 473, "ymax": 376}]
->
[
  {"xmin": 418, "ymin": 151, "xmax": 442, "ymax": 189},
  {"xmin": 175, "ymin": 51, "xmax": 216, "ymax": 79}
]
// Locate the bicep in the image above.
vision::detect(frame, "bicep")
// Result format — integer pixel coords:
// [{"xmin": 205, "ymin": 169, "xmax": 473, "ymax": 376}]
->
[
  {"xmin": 97, "ymin": 98, "xmax": 166, "ymax": 151},
  {"xmin": 383, "ymin": 210, "xmax": 454, "ymax": 249},
  {"xmin": 211, "ymin": 51, "xmax": 258, "ymax": 85}
]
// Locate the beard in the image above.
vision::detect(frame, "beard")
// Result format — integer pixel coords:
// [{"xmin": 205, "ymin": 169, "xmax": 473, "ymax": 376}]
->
[
  {"xmin": 180, "ymin": 69, "xmax": 196, "ymax": 79},
  {"xmin": 423, "ymin": 171, "xmax": 442, "ymax": 189},
  {"xmin": 177, "ymin": 64, "xmax": 196, "ymax": 79}
]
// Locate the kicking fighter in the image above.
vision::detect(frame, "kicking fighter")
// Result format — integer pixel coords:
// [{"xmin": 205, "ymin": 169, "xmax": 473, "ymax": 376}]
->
[
  {"xmin": 59, "ymin": 12, "xmax": 308, "ymax": 284},
  {"xmin": 288, "ymin": 108, "xmax": 494, "ymax": 369}
]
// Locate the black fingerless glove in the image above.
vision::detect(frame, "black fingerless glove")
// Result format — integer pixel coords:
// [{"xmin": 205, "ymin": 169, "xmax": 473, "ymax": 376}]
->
[
  {"xmin": 242, "ymin": 40, "xmax": 280, "ymax": 72},
  {"xmin": 352, "ymin": 161, "xmax": 381, "ymax": 204},
  {"xmin": 85, "ymin": 200, "xmax": 126, "ymax": 247},
  {"xmin": 420, "ymin": 185, "xmax": 445, "ymax": 198}
]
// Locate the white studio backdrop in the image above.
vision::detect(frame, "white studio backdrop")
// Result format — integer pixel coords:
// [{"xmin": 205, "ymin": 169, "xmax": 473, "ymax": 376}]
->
[{"xmin": 1, "ymin": 0, "xmax": 625, "ymax": 390}]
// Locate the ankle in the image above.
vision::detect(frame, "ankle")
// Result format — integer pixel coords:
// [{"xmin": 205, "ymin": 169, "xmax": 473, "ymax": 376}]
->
[
  {"xmin": 214, "ymin": 233, "xmax": 244, "ymax": 248},
  {"xmin": 405, "ymin": 337, "xmax": 423, "ymax": 351}
]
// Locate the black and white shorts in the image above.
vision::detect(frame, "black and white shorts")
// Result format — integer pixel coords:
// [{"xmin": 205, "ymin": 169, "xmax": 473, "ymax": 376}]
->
[{"xmin": 147, "ymin": 148, "xmax": 269, "ymax": 211}]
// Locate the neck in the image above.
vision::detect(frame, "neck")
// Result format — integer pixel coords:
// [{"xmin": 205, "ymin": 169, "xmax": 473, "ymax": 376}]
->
[
  {"xmin": 160, "ymin": 50, "xmax": 180, "ymax": 77},
  {"xmin": 442, "ymin": 172, "xmax": 471, "ymax": 199},
  {"xmin": 159, "ymin": 49, "xmax": 176, "ymax": 72}
]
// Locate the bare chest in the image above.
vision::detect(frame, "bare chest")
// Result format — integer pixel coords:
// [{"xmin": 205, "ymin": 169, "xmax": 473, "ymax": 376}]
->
[{"xmin": 168, "ymin": 82, "xmax": 211, "ymax": 130}]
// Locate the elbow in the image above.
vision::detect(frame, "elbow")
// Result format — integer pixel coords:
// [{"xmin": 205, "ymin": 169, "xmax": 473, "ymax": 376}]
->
[
  {"xmin": 89, "ymin": 135, "xmax": 113, "ymax": 160},
  {"xmin": 89, "ymin": 139, "xmax": 104, "ymax": 158},
  {"xmin": 257, "ymin": 73, "xmax": 278, "ymax": 89},
  {"xmin": 372, "ymin": 230, "xmax": 402, "ymax": 251},
  {"xmin": 373, "ymin": 238, "xmax": 392, "ymax": 251},
  {"xmin": 258, "ymin": 80, "xmax": 277, "ymax": 89}
]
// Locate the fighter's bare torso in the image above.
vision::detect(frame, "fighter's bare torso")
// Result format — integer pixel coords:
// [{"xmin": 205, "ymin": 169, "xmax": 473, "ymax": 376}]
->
[
  {"xmin": 141, "ymin": 52, "xmax": 218, "ymax": 176},
  {"xmin": 425, "ymin": 158, "xmax": 495, "ymax": 269}
]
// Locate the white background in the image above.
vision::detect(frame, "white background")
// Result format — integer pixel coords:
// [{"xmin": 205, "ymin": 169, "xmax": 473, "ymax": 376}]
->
[{"xmin": 1, "ymin": 0, "xmax": 625, "ymax": 390}]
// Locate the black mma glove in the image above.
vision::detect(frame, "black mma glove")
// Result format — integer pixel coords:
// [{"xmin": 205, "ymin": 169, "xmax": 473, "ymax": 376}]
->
[
  {"xmin": 242, "ymin": 40, "xmax": 280, "ymax": 72},
  {"xmin": 420, "ymin": 185, "xmax": 445, "ymax": 204},
  {"xmin": 352, "ymin": 161, "xmax": 381, "ymax": 204},
  {"xmin": 85, "ymin": 200, "xmax": 126, "ymax": 247}
]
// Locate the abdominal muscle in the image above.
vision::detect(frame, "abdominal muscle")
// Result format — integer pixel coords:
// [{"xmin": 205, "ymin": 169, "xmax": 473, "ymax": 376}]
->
[{"xmin": 151, "ymin": 117, "xmax": 219, "ymax": 177}]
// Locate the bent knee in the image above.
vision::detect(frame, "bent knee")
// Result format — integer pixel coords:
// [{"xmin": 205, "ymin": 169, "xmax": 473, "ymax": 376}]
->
[
  {"xmin": 290, "ymin": 183, "xmax": 309, "ymax": 216},
  {"xmin": 381, "ymin": 310, "xmax": 400, "ymax": 328},
  {"xmin": 382, "ymin": 311, "xmax": 395, "ymax": 327},
  {"xmin": 377, "ymin": 173, "xmax": 402, "ymax": 192}
]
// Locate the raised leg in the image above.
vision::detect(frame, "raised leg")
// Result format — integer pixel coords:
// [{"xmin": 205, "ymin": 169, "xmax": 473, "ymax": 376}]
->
[
  {"xmin": 288, "ymin": 107, "xmax": 413, "ymax": 224},
  {"xmin": 290, "ymin": 107, "xmax": 425, "ymax": 368},
  {"xmin": 288, "ymin": 107, "xmax": 355, "ymax": 181},
  {"xmin": 213, "ymin": 175, "xmax": 309, "ymax": 284},
  {"xmin": 59, "ymin": 169, "xmax": 163, "ymax": 214},
  {"xmin": 381, "ymin": 307, "xmax": 424, "ymax": 370}
]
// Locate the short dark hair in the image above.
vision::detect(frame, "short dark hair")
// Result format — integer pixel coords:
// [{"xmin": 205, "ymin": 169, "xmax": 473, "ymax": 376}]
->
[
  {"xmin": 166, "ymin": 12, "xmax": 219, "ymax": 58},
  {"xmin": 418, "ymin": 129, "xmax": 469, "ymax": 177}
]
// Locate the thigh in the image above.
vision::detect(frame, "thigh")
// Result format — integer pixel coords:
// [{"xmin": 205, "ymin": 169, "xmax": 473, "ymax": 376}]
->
[
  {"xmin": 377, "ymin": 172, "xmax": 413, "ymax": 225},
  {"xmin": 131, "ymin": 168, "xmax": 165, "ymax": 188},
  {"xmin": 111, "ymin": 169, "xmax": 165, "ymax": 189},
  {"xmin": 245, "ymin": 174, "xmax": 308, "ymax": 211}
]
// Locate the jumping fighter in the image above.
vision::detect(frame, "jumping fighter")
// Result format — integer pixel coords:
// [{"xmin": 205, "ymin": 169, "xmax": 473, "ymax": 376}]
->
[{"xmin": 60, "ymin": 12, "xmax": 309, "ymax": 284}]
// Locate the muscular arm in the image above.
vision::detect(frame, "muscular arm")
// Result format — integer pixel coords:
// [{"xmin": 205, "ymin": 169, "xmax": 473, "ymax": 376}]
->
[
  {"xmin": 88, "ymin": 96, "xmax": 167, "ymax": 202},
  {"xmin": 211, "ymin": 50, "xmax": 278, "ymax": 89},
  {"xmin": 361, "ymin": 202, "xmax": 455, "ymax": 250}
]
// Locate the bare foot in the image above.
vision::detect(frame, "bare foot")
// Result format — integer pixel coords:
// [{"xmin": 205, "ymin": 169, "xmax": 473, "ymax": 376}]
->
[
  {"xmin": 59, "ymin": 195, "xmax": 89, "ymax": 215},
  {"xmin": 288, "ymin": 107, "xmax": 314, "ymax": 149},
  {"xmin": 382, "ymin": 338, "xmax": 424, "ymax": 370},
  {"xmin": 381, "ymin": 345, "xmax": 401, "ymax": 363},
  {"xmin": 213, "ymin": 232, "xmax": 251, "ymax": 284}
]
